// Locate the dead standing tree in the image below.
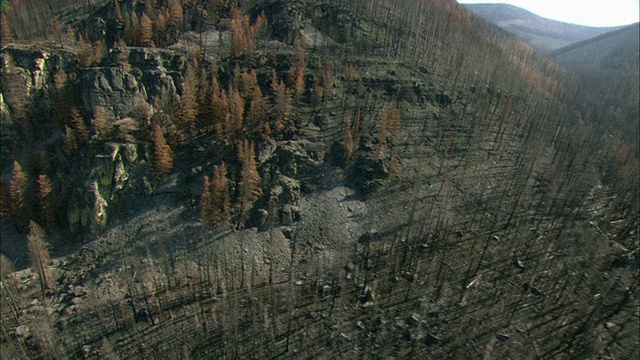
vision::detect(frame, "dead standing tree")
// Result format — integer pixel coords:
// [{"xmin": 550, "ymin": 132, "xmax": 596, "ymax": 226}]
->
[{"xmin": 27, "ymin": 221, "xmax": 51, "ymax": 298}]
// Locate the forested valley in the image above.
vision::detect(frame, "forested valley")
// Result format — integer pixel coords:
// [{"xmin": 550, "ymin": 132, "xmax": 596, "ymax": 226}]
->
[{"xmin": 0, "ymin": 0, "xmax": 638, "ymax": 358}]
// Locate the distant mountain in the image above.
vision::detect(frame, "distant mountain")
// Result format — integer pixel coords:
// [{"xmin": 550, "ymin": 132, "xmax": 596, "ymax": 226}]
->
[
  {"xmin": 1, "ymin": 1, "xmax": 638, "ymax": 359},
  {"xmin": 463, "ymin": 3, "xmax": 619, "ymax": 52},
  {"xmin": 552, "ymin": 23, "xmax": 639, "ymax": 146},
  {"xmin": 551, "ymin": 23, "xmax": 640, "ymax": 70}
]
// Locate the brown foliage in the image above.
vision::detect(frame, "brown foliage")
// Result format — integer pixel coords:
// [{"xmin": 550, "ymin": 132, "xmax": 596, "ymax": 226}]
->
[
  {"xmin": 238, "ymin": 140, "xmax": 262, "ymax": 227},
  {"xmin": 65, "ymin": 24, "xmax": 75, "ymax": 44},
  {"xmin": 27, "ymin": 220, "xmax": 50, "ymax": 297},
  {"xmin": 37, "ymin": 174, "xmax": 55, "ymax": 228},
  {"xmin": 129, "ymin": 99, "xmax": 153, "ymax": 127},
  {"xmin": 76, "ymin": 38, "xmax": 92, "ymax": 66},
  {"xmin": 93, "ymin": 40, "xmax": 108, "ymax": 64},
  {"xmin": 377, "ymin": 107, "xmax": 401, "ymax": 160},
  {"xmin": 227, "ymin": 85, "xmax": 245, "ymax": 139},
  {"xmin": 53, "ymin": 68, "xmax": 68, "ymax": 91},
  {"xmin": 239, "ymin": 69, "xmax": 259, "ymax": 100},
  {"xmin": 344, "ymin": 130, "xmax": 355, "ymax": 161},
  {"xmin": 178, "ymin": 64, "xmax": 199, "ymax": 135},
  {"xmin": 152, "ymin": 125, "xmax": 174, "ymax": 177},
  {"xmin": 3, "ymin": 66, "xmax": 30, "ymax": 123},
  {"xmin": 1, "ymin": 13, "xmax": 13, "ymax": 43},
  {"xmin": 230, "ymin": 19, "xmax": 246, "ymax": 57},
  {"xmin": 92, "ymin": 106, "xmax": 113, "ymax": 140},
  {"xmin": 212, "ymin": 163, "xmax": 231, "ymax": 222},
  {"xmin": 210, "ymin": 75, "xmax": 228, "ymax": 134},
  {"xmin": 323, "ymin": 61, "xmax": 332, "ymax": 90},
  {"xmin": 125, "ymin": 11, "xmax": 139, "ymax": 44},
  {"xmin": 314, "ymin": 57, "xmax": 332, "ymax": 101},
  {"xmin": 200, "ymin": 175, "xmax": 212, "ymax": 224},
  {"xmin": 313, "ymin": 85, "xmax": 324, "ymax": 105},
  {"xmin": 9, "ymin": 161, "xmax": 29, "ymax": 225},
  {"xmin": 292, "ymin": 38, "xmax": 306, "ymax": 99},
  {"xmin": 113, "ymin": 0, "xmax": 123, "ymax": 22},
  {"xmin": 387, "ymin": 108, "xmax": 401, "ymax": 137},
  {"xmin": 353, "ymin": 109, "xmax": 361, "ymax": 139},
  {"xmin": 229, "ymin": 6, "xmax": 267, "ymax": 57},
  {"xmin": 154, "ymin": 11, "xmax": 168, "ymax": 45},
  {"xmin": 253, "ymin": 11, "xmax": 268, "ymax": 38},
  {"xmin": 168, "ymin": 0, "xmax": 183, "ymax": 27},
  {"xmin": 77, "ymin": 35, "xmax": 106, "ymax": 67},
  {"xmin": 271, "ymin": 72, "xmax": 292, "ymax": 135},
  {"xmin": 138, "ymin": 12, "xmax": 154, "ymax": 47},
  {"xmin": 63, "ymin": 125, "xmax": 78, "ymax": 156},
  {"xmin": 70, "ymin": 107, "xmax": 89, "ymax": 142},
  {"xmin": 247, "ymin": 86, "xmax": 269, "ymax": 139},
  {"xmin": 0, "ymin": 175, "xmax": 11, "ymax": 223},
  {"xmin": 201, "ymin": 163, "xmax": 231, "ymax": 226}
]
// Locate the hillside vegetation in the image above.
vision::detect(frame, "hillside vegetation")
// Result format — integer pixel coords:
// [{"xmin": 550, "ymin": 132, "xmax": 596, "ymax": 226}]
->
[
  {"xmin": 553, "ymin": 23, "xmax": 639, "ymax": 153},
  {"xmin": 1, "ymin": 0, "xmax": 638, "ymax": 359}
]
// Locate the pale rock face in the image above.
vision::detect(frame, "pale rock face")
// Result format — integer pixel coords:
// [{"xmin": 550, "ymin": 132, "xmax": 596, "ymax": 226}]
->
[
  {"xmin": 93, "ymin": 154, "xmax": 116, "ymax": 188},
  {"xmin": 67, "ymin": 143, "xmax": 138, "ymax": 236},
  {"xmin": 32, "ymin": 52, "xmax": 49, "ymax": 90},
  {"xmin": 87, "ymin": 180, "xmax": 109, "ymax": 236},
  {"xmin": 112, "ymin": 154, "xmax": 129, "ymax": 195},
  {"xmin": 67, "ymin": 180, "xmax": 109, "ymax": 238}
]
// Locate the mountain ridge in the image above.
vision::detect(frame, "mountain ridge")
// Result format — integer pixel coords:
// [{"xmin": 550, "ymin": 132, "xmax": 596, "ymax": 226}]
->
[
  {"xmin": 0, "ymin": 0, "xmax": 637, "ymax": 359},
  {"xmin": 463, "ymin": 3, "xmax": 620, "ymax": 52},
  {"xmin": 551, "ymin": 22, "xmax": 640, "ymax": 61}
]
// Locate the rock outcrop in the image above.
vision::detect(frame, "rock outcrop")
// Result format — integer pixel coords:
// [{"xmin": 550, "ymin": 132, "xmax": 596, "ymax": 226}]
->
[
  {"xmin": 67, "ymin": 142, "xmax": 142, "ymax": 238},
  {"xmin": 0, "ymin": 44, "xmax": 188, "ymax": 237}
]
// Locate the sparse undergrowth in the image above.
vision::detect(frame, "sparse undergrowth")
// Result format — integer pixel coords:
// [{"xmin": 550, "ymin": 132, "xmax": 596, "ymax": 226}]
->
[{"xmin": 1, "ymin": 0, "xmax": 638, "ymax": 359}]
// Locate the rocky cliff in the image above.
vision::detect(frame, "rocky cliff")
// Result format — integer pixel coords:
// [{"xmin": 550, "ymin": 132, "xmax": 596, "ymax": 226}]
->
[
  {"xmin": 1, "ymin": 45, "xmax": 187, "ymax": 240},
  {"xmin": 0, "ymin": 1, "xmax": 637, "ymax": 359}
]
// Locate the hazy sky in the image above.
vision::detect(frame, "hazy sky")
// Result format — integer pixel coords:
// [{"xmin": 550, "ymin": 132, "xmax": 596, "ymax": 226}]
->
[{"xmin": 457, "ymin": 0, "xmax": 640, "ymax": 27}]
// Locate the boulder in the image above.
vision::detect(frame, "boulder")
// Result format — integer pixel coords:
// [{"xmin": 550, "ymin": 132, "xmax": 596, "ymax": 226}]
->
[
  {"xmin": 120, "ymin": 144, "xmax": 137, "ymax": 167},
  {"xmin": 277, "ymin": 175, "xmax": 301, "ymax": 204},
  {"xmin": 281, "ymin": 205, "xmax": 301, "ymax": 226},
  {"xmin": 14, "ymin": 325, "xmax": 31, "ymax": 338}
]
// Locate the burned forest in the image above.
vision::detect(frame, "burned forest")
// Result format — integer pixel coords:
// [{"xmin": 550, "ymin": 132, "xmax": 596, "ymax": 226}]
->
[{"xmin": 0, "ymin": 0, "xmax": 638, "ymax": 358}]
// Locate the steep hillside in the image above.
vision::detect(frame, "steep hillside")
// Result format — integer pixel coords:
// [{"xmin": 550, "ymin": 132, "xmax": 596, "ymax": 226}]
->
[
  {"xmin": 1, "ymin": 0, "xmax": 637, "ymax": 359},
  {"xmin": 464, "ymin": 3, "xmax": 618, "ymax": 52},
  {"xmin": 551, "ymin": 23, "xmax": 640, "ymax": 69},
  {"xmin": 552, "ymin": 23, "xmax": 639, "ymax": 201},
  {"xmin": 552, "ymin": 23, "xmax": 640, "ymax": 142}
]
